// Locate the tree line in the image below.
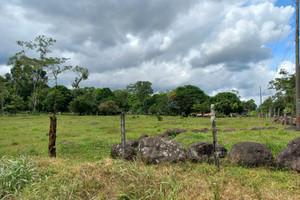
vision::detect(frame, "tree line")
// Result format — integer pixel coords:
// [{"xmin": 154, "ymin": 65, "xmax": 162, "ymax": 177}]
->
[{"xmin": 0, "ymin": 36, "xmax": 257, "ymax": 116}]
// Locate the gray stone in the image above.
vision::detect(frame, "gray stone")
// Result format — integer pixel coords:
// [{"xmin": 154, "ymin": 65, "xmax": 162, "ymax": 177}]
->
[
  {"xmin": 126, "ymin": 139, "xmax": 138, "ymax": 148},
  {"xmin": 138, "ymin": 134, "xmax": 149, "ymax": 143},
  {"xmin": 267, "ymin": 127, "xmax": 278, "ymax": 130},
  {"xmin": 110, "ymin": 144, "xmax": 136, "ymax": 160},
  {"xmin": 228, "ymin": 142, "xmax": 275, "ymax": 166},
  {"xmin": 251, "ymin": 127, "xmax": 265, "ymax": 130},
  {"xmin": 138, "ymin": 137, "xmax": 186, "ymax": 164},
  {"xmin": 277, "ymin": 137, "xmax": 300, "ymax": 172},
  {"xmin": 163, "ymin": 128, "xmax": 188, "ymax": 137},
  {"xmin": 223, "ymin": 129, "xmax": 235, "ymax": 132},
  {"xmin": 187, "ymin": 142, "xmax": 227, "ymax": 162}
]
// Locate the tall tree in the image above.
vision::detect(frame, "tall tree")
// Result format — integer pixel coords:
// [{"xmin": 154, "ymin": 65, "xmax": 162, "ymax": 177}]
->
[
  {"xmin": 126, "ymin": 81, "xmax": 153, "ymax": 102},
  {"xmin": 71, "ymin": 66, "xmax": 89, "ymax": 112},
  {"xmin": 48, "ymin": 58, "xmax": 71, "ymax": 113}
]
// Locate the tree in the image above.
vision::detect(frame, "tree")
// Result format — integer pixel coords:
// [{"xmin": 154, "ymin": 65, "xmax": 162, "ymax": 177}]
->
[
  {"xmin": 269, "ymin": 69, "xmax": 295, "ymax": 113},
  {"xmin": 98, "ymin": 100, "xmax": 119, "ymax": 115},
  {"xmin": 192, "ymin": 101, "xmax": 211, "ymax": 115},
  {"xmin": 71, "ymin": 66, "xmax": 89, "ymax": 113},
  {"xmin": 170, "ymin": 85, "xmax": 208, "ymax": 116},
  {"xmin": 48, "ymin": 58, "xmax": 71, "ymax": 113},
  {"xmin": 42, "ymin": 85, "xmax": 72, "ymax": 112},
  {"xmin": 113, "ymin": 89, "xmax": 131, "ymax": 112},
  {"xmin": 241, "ymin": 99, "xmax": 257, "ymax": 113},
  {"xmin": 126, "ymin": 81, "xmax": 153, "ymax": 102},
  {"xmin": 8, "ymin": 35, "xmax": 64, "ymax": 112},
  {"xmin": 95, "ymin": 88, "xmax": 115, "ymax": 104},
  {"xmin": 0, "ymin": 76, "xmax": 7, "ymax": 115},
  {"xmin": 212, "ymin": 92, "xmax": 243, "ymax": 115}
]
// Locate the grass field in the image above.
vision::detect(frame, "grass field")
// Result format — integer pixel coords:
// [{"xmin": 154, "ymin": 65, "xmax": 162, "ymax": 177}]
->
[{"xmin": 0, "ymin": 114, "xmax": 299, "ymax": 199}]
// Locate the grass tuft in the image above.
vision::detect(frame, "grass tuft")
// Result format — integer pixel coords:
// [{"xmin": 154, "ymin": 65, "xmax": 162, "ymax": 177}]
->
[{"xmin": 0, "ymin": 156, "xmax": 37, "ymax": 199}]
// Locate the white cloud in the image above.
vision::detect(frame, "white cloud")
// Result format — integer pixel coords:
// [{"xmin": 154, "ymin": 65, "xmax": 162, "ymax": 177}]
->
[{"xmin": 0, "ymin": 0, "xmax": 295, "ymax": 106}]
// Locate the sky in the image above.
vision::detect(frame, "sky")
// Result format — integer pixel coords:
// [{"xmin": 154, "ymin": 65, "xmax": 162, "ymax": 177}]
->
[{"xmin": 0, "ymin": 0, "xmax": 297, "ymax": 105}]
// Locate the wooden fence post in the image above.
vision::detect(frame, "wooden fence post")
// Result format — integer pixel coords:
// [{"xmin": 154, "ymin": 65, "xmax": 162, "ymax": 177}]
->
[
  {"xmin": 48, "ymin": 114, "xmax": 57, "ymax": 157},
  {"xmin": 211, "ymin": 104, "xmax": 219, "ymax": 168},
  {"xmin": 274, "ymin": 108, "xmax": 276, "ymax": 117},
  {"xmin": 278, "ymin": 108, "xmax": 280, "ymax": 117},
  {"xmin": 284, "ymin": 110, "xmax": 287, "ymax": 129},
  {"xmin": 269, "ymin": 107, "xmax": 271, "ymax": 118},
  {"xmin": 121, "ymin": 112, "xmax": 126, "ymax": 158}
]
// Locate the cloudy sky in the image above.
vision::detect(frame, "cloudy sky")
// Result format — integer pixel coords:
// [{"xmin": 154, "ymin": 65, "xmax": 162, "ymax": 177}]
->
[{"xmin": 0, "ymin": 0, "xmax": 297, "ymax": 104}]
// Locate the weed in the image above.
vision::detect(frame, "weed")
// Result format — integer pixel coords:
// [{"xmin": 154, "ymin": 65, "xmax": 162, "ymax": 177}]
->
[{"xmin": 0, "ymin": 156, "xmax": 37, "ymax": 198}]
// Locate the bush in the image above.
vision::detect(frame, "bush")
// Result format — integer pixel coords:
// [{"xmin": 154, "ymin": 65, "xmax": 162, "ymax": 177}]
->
[
  {"xmin": 215, "ymin": 111, "xmax": 226, "ymax": 118},
  {"xmin": 0, "ymin": 156, "xmax": 37, "ymax": 198},
  {"xmin": 156, "ymin": 114, "xmax": 163, "ymax": 121}
]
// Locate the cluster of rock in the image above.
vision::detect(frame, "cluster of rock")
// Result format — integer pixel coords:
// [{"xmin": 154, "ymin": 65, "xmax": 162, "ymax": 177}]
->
[
  {"xmin": 111, "ymin": 134, "xmax": 227, "ymax": 164},
  {"xmin": 111, "ymin": 132, "xmax": 300, "ymax": 172}
]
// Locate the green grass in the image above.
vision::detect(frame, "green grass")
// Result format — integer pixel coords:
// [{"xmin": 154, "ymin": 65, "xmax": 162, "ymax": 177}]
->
[{"xmin": 0, "ymin": 114, "xmax": 299, "ymax": 199}]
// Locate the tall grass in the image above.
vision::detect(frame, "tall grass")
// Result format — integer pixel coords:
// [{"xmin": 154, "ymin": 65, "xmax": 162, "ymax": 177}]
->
[{"xmin": 0, "ymin": 156, "xmax": 37, "ymax": 199}]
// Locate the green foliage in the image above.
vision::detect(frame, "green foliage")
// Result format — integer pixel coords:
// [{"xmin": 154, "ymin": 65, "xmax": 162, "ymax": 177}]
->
[
  {"xmin": 98, "ymin": 100, "xmax": 120, "ymax": 115},
  {"xmin": 96, "ymin": 88, "xmax": 115, "ymax": 104},
  {"xmin": 156, "ymin": 114, "xmax": 163, "ymax": 121},
  {"xmin": 127, "ymin": 81, "xmax": 153, "ymax": 102},
  {"xmin": 213, "ymin": 92, "xmax": 243, "ymax": 115},
  {"xmin": 42, "ymin": 85, "xmax": 72, "ymax": 112},
  {"xmin": 113, "ymin": 89, "xmax": 131, "ymax": 112},
  {"xmin": 69, "ymin": 92, "xmax": 97, "ymax": 115},
  {"xmin": 268, "ymin": 69, "xmax": 296, "ymax": 114},
  {"xmin": 0, "ymin": 156, "xmax": 37, "ymax": 198},
  {"xmin": 192, "ymin": 101, "xmax": 211, "ymax": 114},
  {"xmin": 170, "ymin": 85, "xmax": 208, "ymax": 116}
]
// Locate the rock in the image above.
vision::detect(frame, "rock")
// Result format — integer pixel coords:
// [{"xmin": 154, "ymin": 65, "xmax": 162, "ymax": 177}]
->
[
  {"xmin": 223, "ymin": 129, "xmax": 235, "ymax": 132},
  {"xmin": 228, "ymin": 142, "xmax": 275, "ymax": 166},
  {"xmin": 138, "ymin": 137, "xmax": 186, "ymax": 164},
  {"xmin": 131, "ymin": 116, "xmax": 136, "ymax": 119},
  {"xmin": 126, "ymin": 139, "xmax": 138, "ymax": 148},
  {"xmin": 138, "ymin": 134, "xmax": 149, "ymax": 143},
  {"xmin": 186, "ymin": 142, "xmax": 227, "ymax": 162},
  {"xmin": 89, "ymin": 122, "xmax": 99, "ymax": 125},
  {"xmin": 110, "ymin": 143, "xmax": 136, "ymax": 160},
  {"xmin": 163, "ymin": 128, "xmax": 187, "ymax": 137},
  {"xmin": 277, "ymin": 137, "xmax": 300, "ymax": 172},
  {"xmin": 240, "ymin": 128, "xmax": 247, "ymax": 131},
  {"xmin": 58, "ymin": 139, "xmax": 72, "ymax": 145},
  {"xmin": 267, "ymin": 127, "xmax": 278, "ymax": 130},
  {"xmin": 200, "ymin": 128, "xmax": 209, "ymax": 132},
  {"xmin": 251, "ymin": 127, "xmax": 265, "ymax": 130}
]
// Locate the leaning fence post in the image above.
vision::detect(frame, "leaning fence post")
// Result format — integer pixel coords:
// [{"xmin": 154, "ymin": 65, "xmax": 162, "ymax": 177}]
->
[
  {"xmin": 211, "ymin": 104, "xmax": 219, "ymax": 168},
  {"xmin": 48, "ymin": 114, "xmax": 57, "ymax": 157},
  {"xmin": 284, "ymin": 110, "xmax": 287, "ymax": 129},
  {"xmin": 121, "ymin": 112, "xmax": 126, "ymax": 158}
]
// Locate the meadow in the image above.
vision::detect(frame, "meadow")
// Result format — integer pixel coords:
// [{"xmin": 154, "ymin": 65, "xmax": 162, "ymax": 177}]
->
[{"xmin": 0, "ymin": 114, "xmax": 299, "ymax": 199}]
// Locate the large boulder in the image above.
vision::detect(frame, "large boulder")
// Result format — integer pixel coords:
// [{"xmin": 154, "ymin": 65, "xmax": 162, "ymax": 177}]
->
[
  {"xmin": 277, "ymin": 137, "xmax": 300, "ymax": 172},
  {"xmin": 228, "ymin": 142, "xmax": 275, "ymax": 166},
  {"xmin": 138, "ymin": 134, "xmax": 149, "ymax": 143},
  {"xmin": 187, "ymin": 142, "xmax": 227, "ymax": 162},
  {"xmin": 138, "ymin": 137, "xmax": 186, "ymax": 164},
  {"xmin": 111, "ymin": 144, "xmax": 136, "ymax": 160}
]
